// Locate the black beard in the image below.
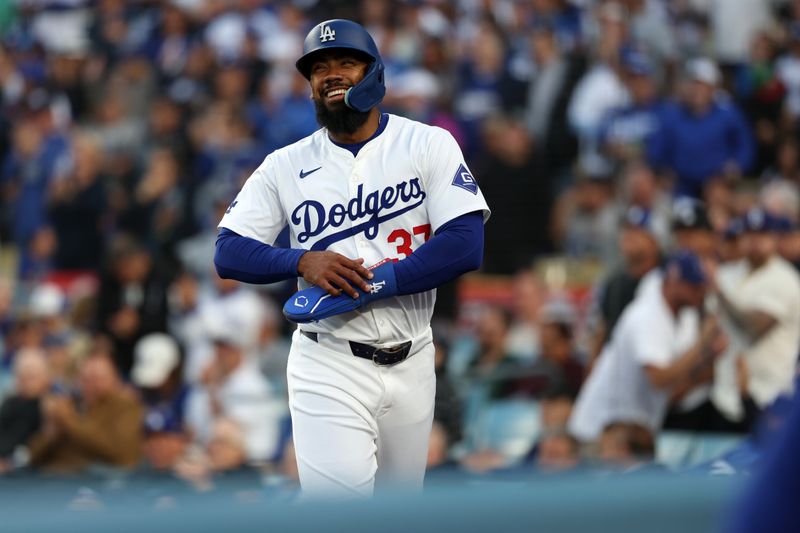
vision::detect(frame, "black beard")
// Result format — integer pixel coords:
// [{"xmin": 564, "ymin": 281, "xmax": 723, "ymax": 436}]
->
[{"xmin": 314, "ymin": 98, "xmax": 370, "ymax": 135}]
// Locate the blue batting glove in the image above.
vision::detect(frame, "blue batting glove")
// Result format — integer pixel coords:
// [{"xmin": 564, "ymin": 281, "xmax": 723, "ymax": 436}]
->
[{"xmin": 283, "ymin": 261, "xmax": 398, "ymax": 323}]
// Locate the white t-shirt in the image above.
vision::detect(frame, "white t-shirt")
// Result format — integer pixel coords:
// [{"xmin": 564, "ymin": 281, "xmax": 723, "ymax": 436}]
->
[
  {"xmin": 569, "ymin": 280, "xmax": 683, "ymax": 441},
  {"xmin": 219, "ymin": 114, "xmax": 490, "ymax": 345},
  {"xmin": 712, "ymin": 256, "xmax": 800, "ymax": 418}
]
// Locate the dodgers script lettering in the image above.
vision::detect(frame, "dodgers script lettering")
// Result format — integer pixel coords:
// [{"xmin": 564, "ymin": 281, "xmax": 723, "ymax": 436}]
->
[{"xmin": 291, "ymin": 178, "xmax": 426, "ymax": 243}]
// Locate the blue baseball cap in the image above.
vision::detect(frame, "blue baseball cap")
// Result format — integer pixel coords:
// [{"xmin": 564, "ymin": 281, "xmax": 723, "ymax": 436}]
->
[
  {"xmin": 742, "ymin": 207, "xmax": 791, "ymax": 234},
  {"xmin": 665, "ymin": 250, "xmax": 707, "ymax": 286},
  {"xmin": 621, "ymin": 47, "xmax": 654, "ymax": 77}
]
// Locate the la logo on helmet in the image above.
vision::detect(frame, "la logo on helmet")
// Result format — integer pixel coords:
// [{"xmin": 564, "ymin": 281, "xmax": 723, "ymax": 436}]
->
[{"xmin": 320, "ymin": 25, "xmax": 336, "ymax": 42}]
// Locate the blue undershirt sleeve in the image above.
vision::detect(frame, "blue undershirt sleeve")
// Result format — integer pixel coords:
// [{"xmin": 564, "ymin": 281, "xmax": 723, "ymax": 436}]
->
[
  {"xmin": 393, "ymin": 211, "xmax": 484, "ymax": 295},
  {"xmin": 214, "ymin": 227, "xmax": 306, "ymax": 284}
]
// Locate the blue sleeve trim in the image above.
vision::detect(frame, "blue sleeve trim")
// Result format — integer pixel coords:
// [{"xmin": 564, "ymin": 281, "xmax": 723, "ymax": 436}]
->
[
  {"xmin": 394, "ymin": 211, "xmax": 484, "ymax": 295},
  {"xmin": 214, "ymin": 228, "xmax": 306, "ymax": 284}
]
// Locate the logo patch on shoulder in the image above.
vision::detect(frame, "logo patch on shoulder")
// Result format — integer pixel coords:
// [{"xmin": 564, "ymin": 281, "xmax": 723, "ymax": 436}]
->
[{"xmin": 451, "ymin": 164, "xmax": 478, "ymax": 195}]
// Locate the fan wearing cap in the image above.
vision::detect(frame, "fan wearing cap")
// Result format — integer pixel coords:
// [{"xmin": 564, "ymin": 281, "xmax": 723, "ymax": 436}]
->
[
  {"xmin": 598, "ymin": 48, "xmax": 665, "ymax": 165},
  {"xmin": 670, "ymin": 197, "xmax": 717, "ymax": 259},
  {"xmin": 650, "ymin": 57, "xmax": 754, "ymax": 199},
  {"xmin": 131, "ymin": 333, "xmax": 190, "ymax": 471},
  {"xmin": 569, "ymin": 251, "xmax": 728, "ymax": 442},
  {"xmin": 707, "ymin": 207, "xmax": 800, "ymax": 429},
  {"xmin": 589, "ymin": 205, "xmax": 663, "ymax": 363}
]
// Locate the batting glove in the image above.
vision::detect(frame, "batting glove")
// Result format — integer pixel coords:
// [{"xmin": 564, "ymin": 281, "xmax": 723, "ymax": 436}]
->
[{"xmin": 283, "ymin": 260, "xmax": 397, "ymax": 323}]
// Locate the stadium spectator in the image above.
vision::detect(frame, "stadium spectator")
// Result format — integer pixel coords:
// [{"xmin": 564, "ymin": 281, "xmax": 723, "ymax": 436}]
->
[
  {"xmin": 720, "ymin": 217, "xmax": 747, "ymax": 264},
  {"xmin": 734, "ymin": 31, "xmax": 785, "ymax": 175},
  {"xmin": 622, "ymin": 0, "xmax": 677, "ymax": 70},
  {"xmin": 540, "ymin": 391, "xmax": 575, "ymax": 432},
  {"xmin": 95, "ymin": 235, "xmax": 169, "ymax": 378},
  {"xmin": 589, "ymin": 205, "xmax": 663, "ymax": 361},
  {"xmin": 426, "ymin": 421, "xmax": 455, "ymax": 472},
  {"xmin": 550, "ymin": 169, "xmax": 619, "ymax": 266},
  {"xmin": 761, "ymin": 136, "xmax": 800, "ymax": 185},
  {"xmin": 46, "ymin": 132, "xmax": 106, "ymax": 272},
  {"xmin": 514, "ymin": 301, "xmax": 585, "ymax": 399},
  {"xmin": 598, "ymin": 48, "xmax": 665, "ymax": 168},
  {"xmin": 27, "ymin": 353, "xmax": 144, "ymax": 473},
  {"xmin": 523, "ymin": 19, "xmax": 584, "ymax": 181},
  {"xmin": 184, "ymin": 327, "xmax": 282, "ymax": 464},
  {"xmin": 616, "ymin": 161, "xmax": 673, "ymax": 245},
  {"xmin": 597, "ymin": 421, "xmax": 656, "ymax": 470},
  {"xmin": 1, "ymin": 99, "xmax": 69, "ymax": 279},
  {"xmin": 708, "ymin": 0, "xmax": 776, "ymax": 69},
  {"xmin": 650, "ymin": 57, "xmax": 754, "ymax": 199},
  {"xmin": 0, "ymin": 348, "xmax": 49, "ymax": 472},
  {"xmin": 669, "ymin": 197, "xmax": 718, "ymax": 258},
  {"xmin": 533, "ymin": 429, "xmax": 580, "ymax": 472},
  {"xmin": 465, "ymin": 306, "xmax": 528, "ymax": 399},
  {"xmin": 506, "ymin": 268, "xmax": 547, "ymax": 360},
  {"xmin": 433, "ymin": 338, "xmax": 463, "ymax": 447},
  {"xmin": 169, "ymin": 270, "xmax": 269, "ymax": 385},
  {"xmin": 453, "ymin": 21, "xmax": 519, "ymax": 154},
  {"xmin": 174, "ymin": 418, "xmax": 262, "ymax": 490},
  {"xmin": 568, "ymin": 1, "xmax": 630, "ymax": 173},
  {"xmin": 252, "ymin": 297, "xmax": 291, "ymax": 398},
  {"xmin": 131, "ymin": 333, "xmax": 190, "ymax": 471},
  {"xmin": 774, "ymin": 21, "xmax": 800, "ymax": 122},
  {"xmin": 474, "ymin": 115, "xmax": 551, "ymax": 274},
  {"xmin": 117, "ymin": 147, "xmax": 191, "ymax": 257},
  {"xmin": 569, "ymin": 252, "xmax": 727, "ymax": 442},
  {"xmin": 710, "ymin": 208, "xmax": 800, "ymax": 431}
]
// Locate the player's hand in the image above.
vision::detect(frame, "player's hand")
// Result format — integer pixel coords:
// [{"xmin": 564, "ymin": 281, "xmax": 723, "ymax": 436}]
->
[
  {"xmin": 297, "ymin": 251, "xmax": 374, "ymax": 298},
  {"xmin": 284, "ymin": 260, "xmax": 397, "ymax": 323}
]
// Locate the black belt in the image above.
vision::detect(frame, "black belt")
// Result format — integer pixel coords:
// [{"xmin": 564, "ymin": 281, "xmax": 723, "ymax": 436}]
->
[{"xmin": 300, "ymin": 330, "xmax": 413, "ymax": 366}]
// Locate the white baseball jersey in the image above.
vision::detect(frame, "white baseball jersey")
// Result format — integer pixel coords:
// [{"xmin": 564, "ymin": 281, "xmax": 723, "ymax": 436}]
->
[{"xmin": 219, "ymin": 113, "xmax": 490, "ymax": 344}]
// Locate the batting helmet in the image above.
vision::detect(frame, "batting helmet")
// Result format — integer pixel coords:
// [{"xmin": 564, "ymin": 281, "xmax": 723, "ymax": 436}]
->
[{"xmin": 296, "ymin": 19, "xmax": 385, "ymax": 113}]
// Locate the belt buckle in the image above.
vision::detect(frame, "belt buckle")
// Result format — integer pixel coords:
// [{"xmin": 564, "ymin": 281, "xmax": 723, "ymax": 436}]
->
[{"xmin": 372, "ymin": 343, "xmax": 408, "ymax": 367}]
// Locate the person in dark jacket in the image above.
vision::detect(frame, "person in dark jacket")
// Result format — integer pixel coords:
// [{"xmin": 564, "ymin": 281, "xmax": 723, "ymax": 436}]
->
[
  {"xmin": 0, "ymin": 349, "xmax": 50, "ymax": 472},
  {"xmin": 96, "ymin": 235, "xmax": 170, "ymax": 378}
]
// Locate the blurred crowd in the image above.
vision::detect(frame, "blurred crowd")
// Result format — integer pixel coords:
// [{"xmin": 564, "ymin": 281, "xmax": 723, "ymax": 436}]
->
[{"xmin": 2, "ymin": 0, "xmax": 800, "ymax": 493}]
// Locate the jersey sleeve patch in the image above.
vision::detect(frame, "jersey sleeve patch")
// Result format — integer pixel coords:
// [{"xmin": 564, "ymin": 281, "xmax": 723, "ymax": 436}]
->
[{"xmin": 451, "ymin": 163, "xmax": 479, "ymax": 195}]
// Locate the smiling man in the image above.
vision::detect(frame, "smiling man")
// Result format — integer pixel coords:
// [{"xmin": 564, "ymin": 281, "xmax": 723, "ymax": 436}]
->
[{"xmin": 213, "ymin": 19, "xmax": 490, "ymax": 498}]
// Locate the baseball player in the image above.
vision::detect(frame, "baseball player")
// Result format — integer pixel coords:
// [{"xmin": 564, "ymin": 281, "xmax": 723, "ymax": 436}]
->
[{"xmin": 214, "ymin": 19, "xmax": 490, "ymax": 497}]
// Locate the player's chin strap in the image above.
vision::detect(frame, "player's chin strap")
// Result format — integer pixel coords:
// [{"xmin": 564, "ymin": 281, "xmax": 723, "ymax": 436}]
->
[
  {"xmin": 344, "ymin": 61, "xmax": 386, "ymax": 113},
  {"xmin": 283, "ymin": 259, "xmax": 397, "ymax": 323}
]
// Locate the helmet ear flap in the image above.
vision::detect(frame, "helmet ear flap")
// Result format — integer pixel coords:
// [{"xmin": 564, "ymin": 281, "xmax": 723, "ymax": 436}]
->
[{"xmin": 344, "ymin": 60, "xmax": 386, "ymax": 113}]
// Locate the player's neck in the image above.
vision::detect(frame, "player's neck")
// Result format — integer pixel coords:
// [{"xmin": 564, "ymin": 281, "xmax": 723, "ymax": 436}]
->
[{"xmin": 328, "ymin": 108, "xmax": 381, "ymax": 144}]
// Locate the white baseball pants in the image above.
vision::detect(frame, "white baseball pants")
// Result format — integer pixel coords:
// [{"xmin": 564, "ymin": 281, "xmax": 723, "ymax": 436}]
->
[{"xmin": 287, "ymin": 329, "xmax": 436, "ymax": 499}]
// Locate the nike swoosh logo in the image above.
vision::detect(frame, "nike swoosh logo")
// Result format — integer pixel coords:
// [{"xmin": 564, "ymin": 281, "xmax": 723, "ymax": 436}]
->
[{"xmin": 299, "ymin": 166, "xmax": 322, "ymax": 179}]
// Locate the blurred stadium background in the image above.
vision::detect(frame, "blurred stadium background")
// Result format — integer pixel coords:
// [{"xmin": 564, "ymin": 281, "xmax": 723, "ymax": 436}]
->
[{"xmin": 1, "ymin": 0, "xmax": 800, "ymax": 530}]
